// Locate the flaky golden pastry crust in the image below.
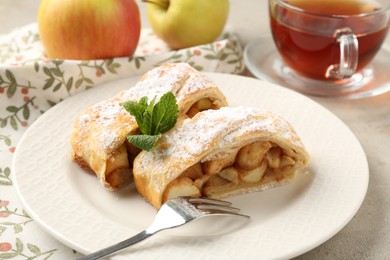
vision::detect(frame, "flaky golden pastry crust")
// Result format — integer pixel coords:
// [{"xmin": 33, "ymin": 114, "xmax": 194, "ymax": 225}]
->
[
  {"xmin": 133, "ymin": 106, "xmax": 310, "ymax": 208},
  {"xmin": 70, "ymin": 63, "xmax": 228, "ymax": 190}
]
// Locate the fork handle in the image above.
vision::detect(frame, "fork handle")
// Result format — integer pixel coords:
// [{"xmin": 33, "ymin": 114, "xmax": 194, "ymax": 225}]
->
[{"xmin": 77, "ymin": 230, "xmax": 152, "ymax": 260}]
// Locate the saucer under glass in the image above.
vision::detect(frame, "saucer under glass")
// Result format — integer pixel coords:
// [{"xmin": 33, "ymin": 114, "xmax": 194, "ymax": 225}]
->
[{"xmin": 244, "ymin": 34, "xmax": 390, "ymax": 99}]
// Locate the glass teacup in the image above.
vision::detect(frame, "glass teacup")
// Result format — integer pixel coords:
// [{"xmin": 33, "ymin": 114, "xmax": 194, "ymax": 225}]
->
[{"xmin": 268, "ymin": 0, "xmax": 390, "ymax": 96}]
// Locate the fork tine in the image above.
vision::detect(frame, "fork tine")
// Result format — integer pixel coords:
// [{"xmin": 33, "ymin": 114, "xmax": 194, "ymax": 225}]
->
[
  {"xmin": 187, "ymin": 197, "xmax": 232, "ymax": 207},
  {"xmin": 197, "ymin": 205, "xmax": 250, "ymax": 219},
  {"xmin": 196, "ymin": 204, "xmax": 240, "ymax": 214},
  {"xmin": 187, "ymin": 197, "xmax": 250, "ymax": 219}
]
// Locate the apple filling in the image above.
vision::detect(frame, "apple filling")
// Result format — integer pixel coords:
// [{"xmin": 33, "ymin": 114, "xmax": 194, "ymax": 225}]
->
[
  {"xmin": 162, "ymin": 141, "xmax": 298, "ymax": 203},
  {"xmin": 186, "ymin": 98, "xmax": 220, "ymax": 118}
]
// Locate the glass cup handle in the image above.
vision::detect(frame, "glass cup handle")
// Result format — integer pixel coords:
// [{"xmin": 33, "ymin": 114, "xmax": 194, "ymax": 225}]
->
[{"xmin": 326, "ymin": 28, "xmax": 358, "ymax": 80}]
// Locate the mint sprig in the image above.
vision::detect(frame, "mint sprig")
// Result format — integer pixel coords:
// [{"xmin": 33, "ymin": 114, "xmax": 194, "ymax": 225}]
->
[{"xmin": 122, "ymin": 92, "xmax": 178, "ymax": 151}]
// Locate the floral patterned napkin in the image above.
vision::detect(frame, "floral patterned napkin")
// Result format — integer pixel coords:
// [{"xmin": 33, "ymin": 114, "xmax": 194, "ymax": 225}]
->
[{"xmin": 0, "ymin": 23, "xmax": 244, "ymax": 258}]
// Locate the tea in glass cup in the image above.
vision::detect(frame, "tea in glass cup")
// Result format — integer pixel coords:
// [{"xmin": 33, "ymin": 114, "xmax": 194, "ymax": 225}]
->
[{"xmin": 269, "ymin": 0, "xmax": 390, "ymax": 95}]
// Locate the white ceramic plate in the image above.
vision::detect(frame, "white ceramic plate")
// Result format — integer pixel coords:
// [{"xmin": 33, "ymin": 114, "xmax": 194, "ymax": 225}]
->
[{"xmin": 13, "ymin": 73, "xmax": 368, "ymax": 260}]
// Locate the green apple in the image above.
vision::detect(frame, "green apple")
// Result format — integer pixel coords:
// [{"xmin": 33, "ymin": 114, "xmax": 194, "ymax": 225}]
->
[
  {"xmin": 145, "ymin": 0, "xmax": 229, "ymax": 49},
  {"xmin": 38, "ymin": 0, "xmax": 141, "ymax": 60}
]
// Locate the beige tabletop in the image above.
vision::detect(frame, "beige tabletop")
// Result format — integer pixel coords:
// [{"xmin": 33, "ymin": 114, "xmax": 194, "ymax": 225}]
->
[{"xmin": 1, "ymin": 1, "xmax": 389, "ymax": 259}]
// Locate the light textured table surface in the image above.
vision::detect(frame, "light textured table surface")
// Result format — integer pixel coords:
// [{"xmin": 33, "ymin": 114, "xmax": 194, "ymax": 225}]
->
[{"xmin": 1, "ymin": 1, "xmax": 389, "ymax": 259}]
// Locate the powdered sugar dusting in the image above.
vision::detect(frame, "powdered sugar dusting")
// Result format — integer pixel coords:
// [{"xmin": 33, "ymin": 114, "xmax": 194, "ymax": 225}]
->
[
  {"xmin": 72, "ymin": 96, "xmax": 134, "ymax": 159},
  {"xmin": 78, "ymin": 114, "xmax": 91, "ymax": 128},
  {"xmin": 95, "ymin": 101, "xmax": 125, "ymax": 127},
  {"xmin": 119, "ymin": 63, "xmax": 222, "ymax": 106},
  {"xmin": 121, "ymin": 67, "xmax": 186, "ymax": 101}
]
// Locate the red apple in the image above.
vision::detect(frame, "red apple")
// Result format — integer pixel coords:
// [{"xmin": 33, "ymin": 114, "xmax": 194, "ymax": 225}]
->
[{"xmin": 38, "ymin": 0, "xmax": 141, "ymax": 60}]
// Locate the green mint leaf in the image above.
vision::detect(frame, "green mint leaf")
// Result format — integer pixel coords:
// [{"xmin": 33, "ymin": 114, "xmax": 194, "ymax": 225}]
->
[
  {"xmin": 122, "ymin": 92, "xmax": 178, "ymax": 151},
  {"xmin": 122, "ymin": 96, "xmax": 148, "ymax": 129},
  {"xmin": 127, "ymin": 134, "xmax": 161, "ymax": 151},
  {"xmin": 152, "ymin": 92, "xmax": 178, "ymax": 134},
  {"xmin": 142, "ymin": 96, "xmax": 157, "ymax": 135}
]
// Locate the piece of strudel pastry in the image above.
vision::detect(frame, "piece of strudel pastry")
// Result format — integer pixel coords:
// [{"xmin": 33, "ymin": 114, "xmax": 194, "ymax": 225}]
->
[
  {"xmin": 133, "ymin": 106, "xmax": 310, "ymax": 209},
  {"xmin": 70, "ymin": 63, "xmax": 228, "ymax": 190}
]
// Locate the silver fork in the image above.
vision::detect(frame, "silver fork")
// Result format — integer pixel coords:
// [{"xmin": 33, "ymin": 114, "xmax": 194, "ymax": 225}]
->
[{"xmin": 78, "ymin": 197, "xmax": 250, "ymax": 260}]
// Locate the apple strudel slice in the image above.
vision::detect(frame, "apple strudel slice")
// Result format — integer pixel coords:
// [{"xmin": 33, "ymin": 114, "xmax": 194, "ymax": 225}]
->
[
  {"xmin": 70, "ymin": 63, "xmax": 228, "ymax": 190},
  {"xmin": 133, "ymin": 106, "xmax": 310, "ymax": 209}
]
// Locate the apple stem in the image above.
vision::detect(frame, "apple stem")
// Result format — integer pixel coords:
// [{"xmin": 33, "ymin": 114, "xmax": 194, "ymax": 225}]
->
[{"xmin": 141, "ymin": 0, "xmax": 169, "ymax": 9}]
